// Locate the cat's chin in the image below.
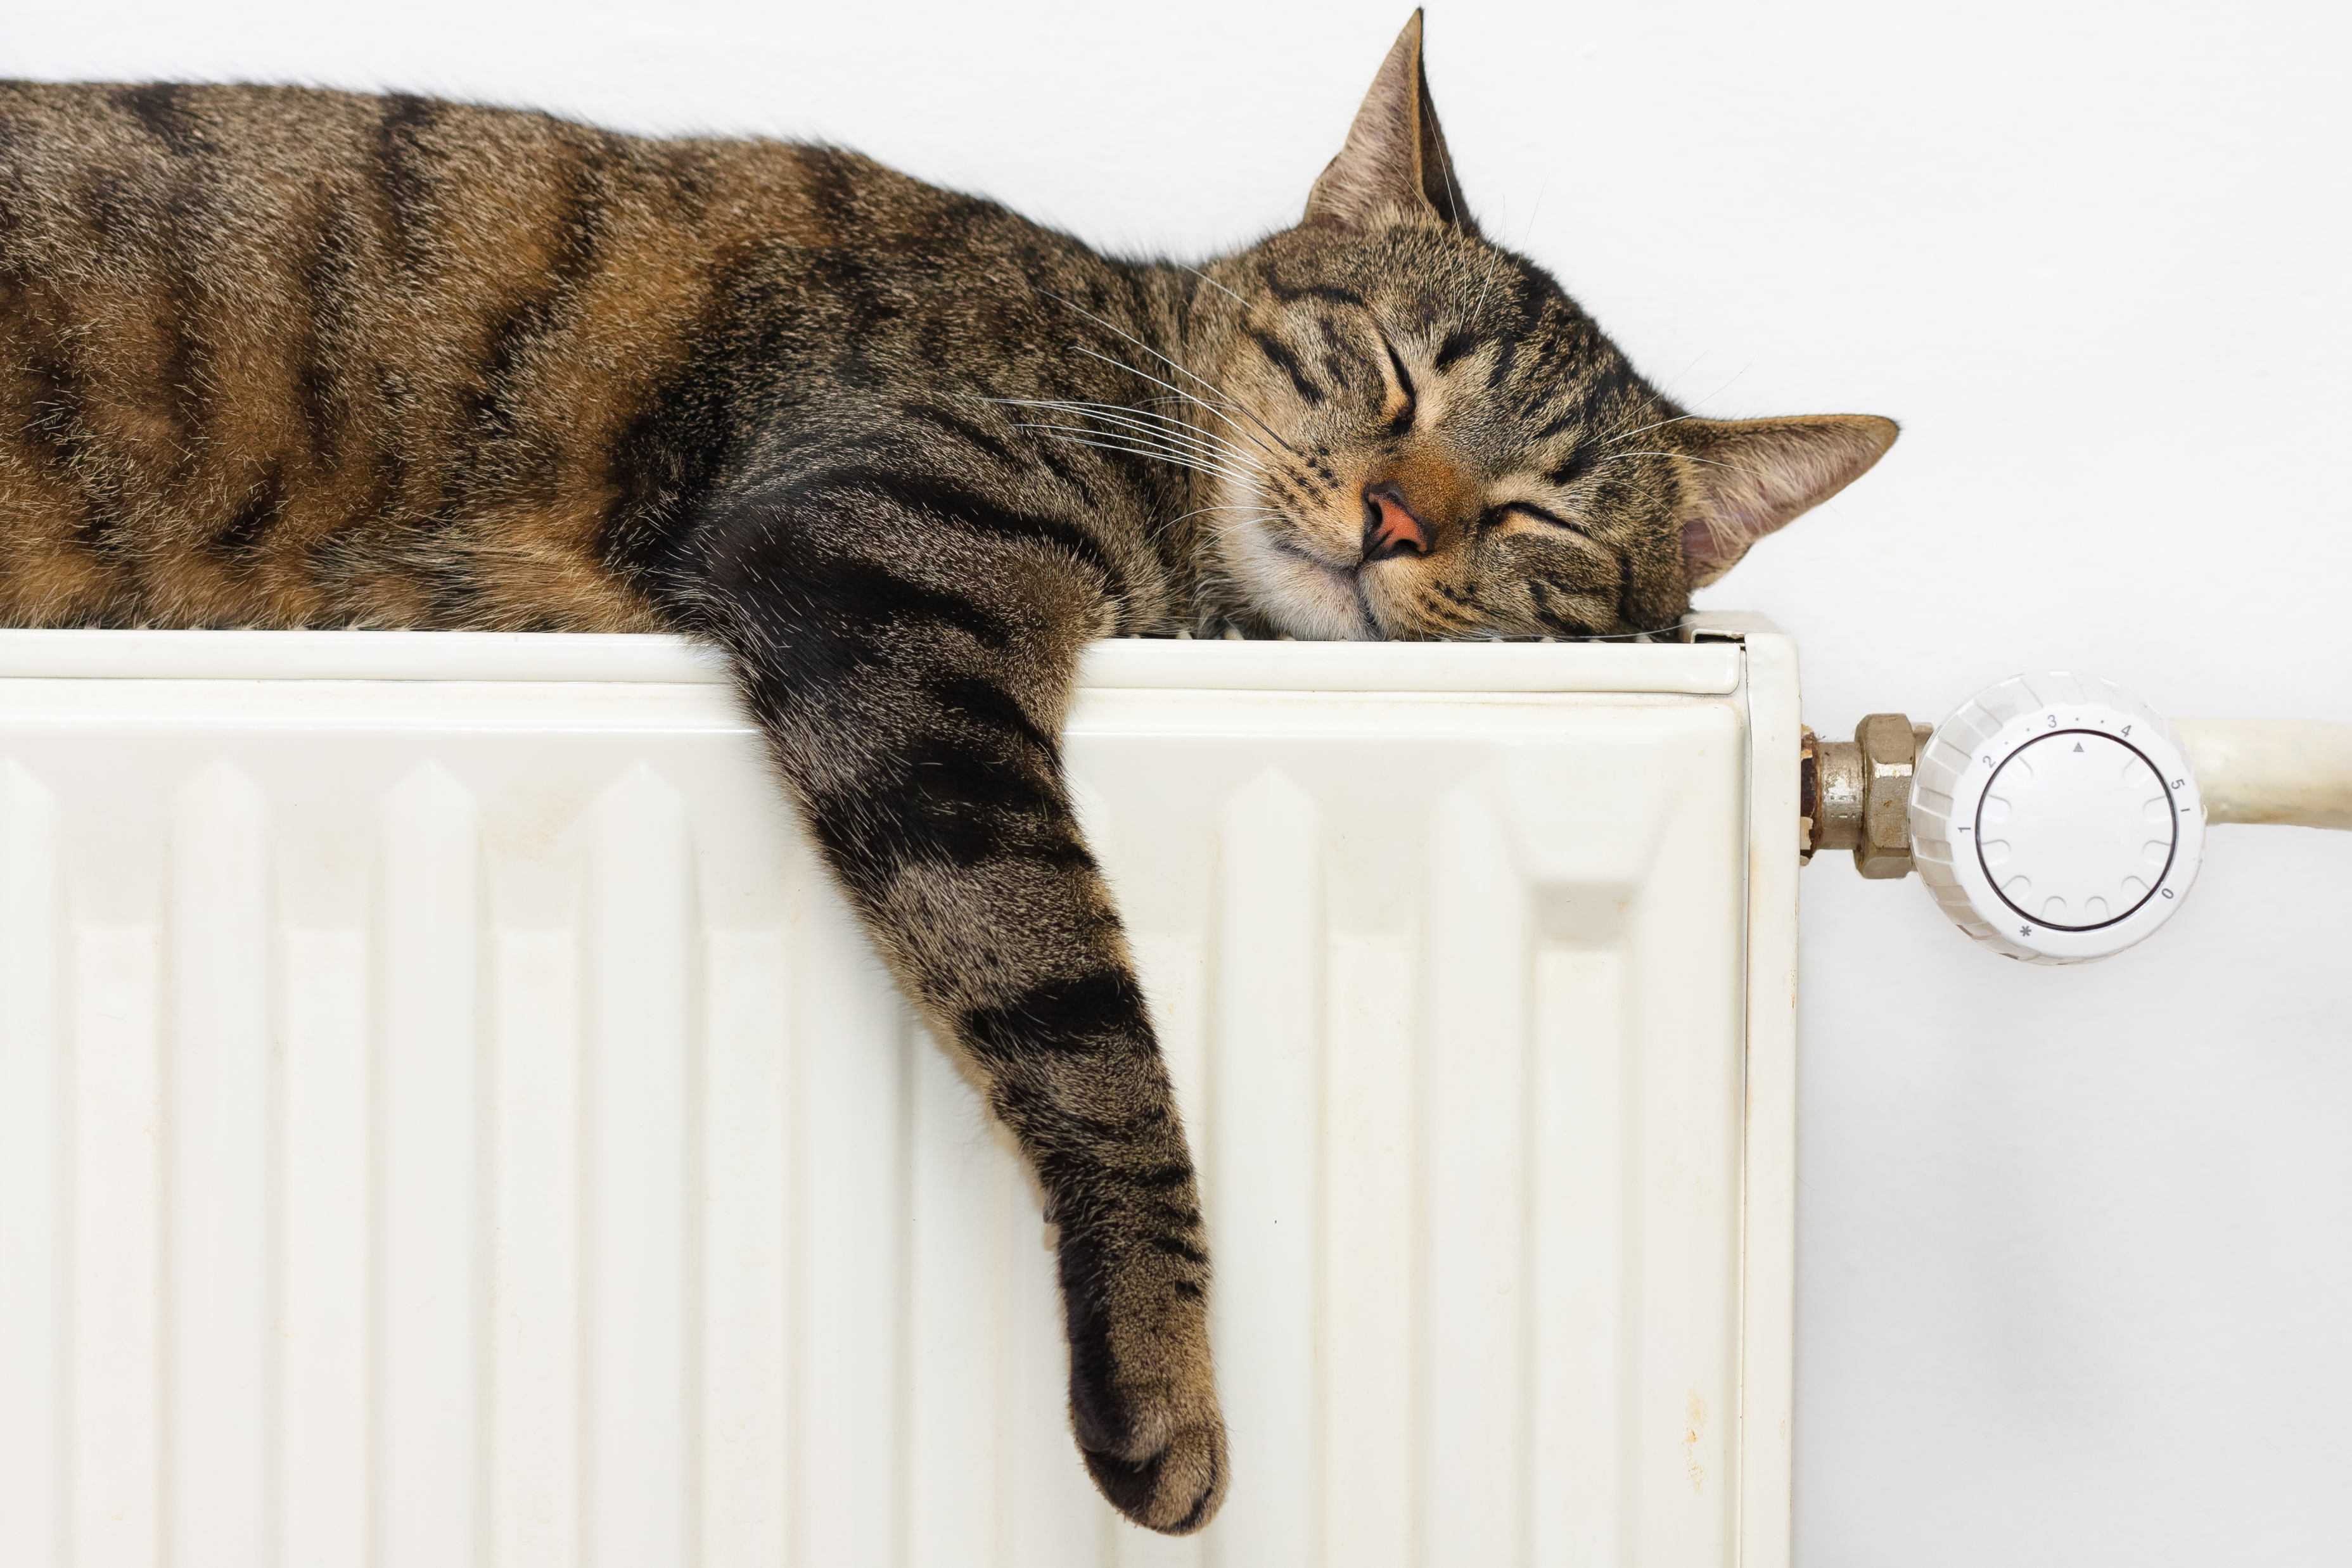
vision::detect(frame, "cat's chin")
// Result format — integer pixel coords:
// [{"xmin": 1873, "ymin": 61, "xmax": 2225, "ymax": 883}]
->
[{"xmin": 1231, "ymin": 535, "xmax": 1386, "ymax": 641}]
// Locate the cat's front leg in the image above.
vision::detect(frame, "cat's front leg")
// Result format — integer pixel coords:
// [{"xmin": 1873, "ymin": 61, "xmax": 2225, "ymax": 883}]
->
[{"xmin": 687, "ymin": 473, "xmax": 1228, "ymax": 1535}]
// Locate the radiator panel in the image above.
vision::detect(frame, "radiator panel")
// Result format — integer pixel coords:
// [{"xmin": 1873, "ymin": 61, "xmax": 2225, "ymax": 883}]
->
[{"xmin": 0, "ymin": 635, "xmax": 1783, "ymax": 1568}]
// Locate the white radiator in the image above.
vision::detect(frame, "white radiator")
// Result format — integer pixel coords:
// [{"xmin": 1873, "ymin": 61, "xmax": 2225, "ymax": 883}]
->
[{"xmin": 0, "ymin": 623, "xmax": 1800, "ymax": 1568}]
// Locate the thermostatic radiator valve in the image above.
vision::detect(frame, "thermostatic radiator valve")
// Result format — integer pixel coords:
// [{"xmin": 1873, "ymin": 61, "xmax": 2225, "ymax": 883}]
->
[{"xmin": 1806, "ymin": 673, "xmax": 2352, "ymax": 966}]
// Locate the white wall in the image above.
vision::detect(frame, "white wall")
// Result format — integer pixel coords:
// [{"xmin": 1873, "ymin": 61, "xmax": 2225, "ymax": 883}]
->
[{"xmin": 13, "ymin": 2, "xmax": 2349, "ymax": 1560}]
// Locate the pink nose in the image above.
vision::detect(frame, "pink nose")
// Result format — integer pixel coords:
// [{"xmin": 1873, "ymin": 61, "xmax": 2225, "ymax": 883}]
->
[{"xmin": 1362, "ymin": 482, "xmax": 1431, "ymax": 561}]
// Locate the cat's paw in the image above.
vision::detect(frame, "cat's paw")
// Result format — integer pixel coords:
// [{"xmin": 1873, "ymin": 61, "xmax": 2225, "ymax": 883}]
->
[
  {"xmin": 1074, "ymin": 1389, "xmax": 1228, "ymax": 1535},
  {"xmin": 1053, "ymin": 1173, "xmax": 1226, "ymax": 1531}
]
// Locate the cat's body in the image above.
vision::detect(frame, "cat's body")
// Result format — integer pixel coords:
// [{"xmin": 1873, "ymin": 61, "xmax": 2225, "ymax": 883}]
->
[
  {"xmin": 0, "ymin": 16, "xmax": 1895, "ymax": 1534},
  {"xmin": 0, "ymin": 81, "xmax": 1184, "ymax": 635}
]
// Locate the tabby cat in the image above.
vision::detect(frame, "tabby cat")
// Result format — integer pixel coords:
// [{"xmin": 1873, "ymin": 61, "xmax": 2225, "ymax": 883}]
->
[{"xmin": 0, "ymin": 13, "xmax": 1894, "ymax": 1534}]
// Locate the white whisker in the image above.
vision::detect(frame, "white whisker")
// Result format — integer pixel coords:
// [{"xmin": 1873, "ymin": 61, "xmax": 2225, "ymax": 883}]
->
[
  {"xmin": 994, "ymin": 398, "xmax": 1270, "ymax": 476},
  {"xmin": 1065, "ymin": 345, "xmax": 1293, "ymax": 465},
  {"xmin": 1035, "ymin": 288, "xmax": 1302, "ymax": 458},
  {"xmin": 1520, "ymin": 173, "xmax": 1552, "ymax": 249},
  {"xmin": 1465, "ymin": 176, "xmax": 1525, "ymax": 327},
  {"xmin": 1599, "ymin": 450, "xmax": 1774, "ymax": 481},
  {"xmin": 1013, "ymin": 424, "xmax": 1247, "ymax": 483},
  {"xmin": 1179, "ymin": 263, "xmax": 1251, "ymax": 311},
  {"xmin": 1603, "ymin": 412, "xmax": 1700, "ymax": 445}
]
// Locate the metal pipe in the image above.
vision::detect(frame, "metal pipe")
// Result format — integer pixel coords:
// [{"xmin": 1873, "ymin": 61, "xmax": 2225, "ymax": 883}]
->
[{"xmin": 2174, "ymin": 719, "xmax": 2352, "ymax": 829}]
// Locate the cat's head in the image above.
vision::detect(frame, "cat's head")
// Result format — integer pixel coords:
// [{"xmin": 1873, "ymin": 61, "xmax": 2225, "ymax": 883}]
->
[{"xmin": 1192, "ymin": 11, "xmax": 1896, "ymax": 640}]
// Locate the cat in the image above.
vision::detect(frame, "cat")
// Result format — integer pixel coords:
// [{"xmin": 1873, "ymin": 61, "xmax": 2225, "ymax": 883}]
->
[{"xmin": 0, "ymin": 11, "xmax": 1895, "ymax": 1535}]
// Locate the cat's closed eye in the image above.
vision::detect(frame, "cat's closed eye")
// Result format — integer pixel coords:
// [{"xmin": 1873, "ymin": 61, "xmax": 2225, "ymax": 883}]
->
[
  {"xmin": 1488, "ymin": 500, "xmax": 1586, "ymax": 535},
  {"xmin": 1377, "ymin": 334, "xmax": 1417, "ymax": 433}
]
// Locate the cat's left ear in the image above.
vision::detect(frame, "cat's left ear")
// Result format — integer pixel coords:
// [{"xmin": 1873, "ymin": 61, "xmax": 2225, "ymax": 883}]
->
[
  {"xmin": 1305, "ymin": 11, "xmax": 1478, "ymax": 235},
  {"xmin": 1670, "ymin": 414, "xmax": 1900, "ymax": 587}
]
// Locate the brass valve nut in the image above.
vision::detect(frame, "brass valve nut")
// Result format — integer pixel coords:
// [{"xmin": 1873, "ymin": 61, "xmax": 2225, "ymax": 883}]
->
[{"xmin": 1853, "ymin": 713, "xmax": 1919, "ymax": 878}]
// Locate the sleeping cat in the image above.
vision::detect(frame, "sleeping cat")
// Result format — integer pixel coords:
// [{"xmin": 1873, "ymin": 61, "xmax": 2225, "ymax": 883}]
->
[{"xmin": 0, "ymin": 12, "xmax": 1893, "ymax": 1534}]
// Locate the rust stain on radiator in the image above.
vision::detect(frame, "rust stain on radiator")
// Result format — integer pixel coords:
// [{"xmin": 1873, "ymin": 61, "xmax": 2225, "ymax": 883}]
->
[{"xmin": 1684, "ymin": 1391, "xmax": 1708, "ymax": 1493}]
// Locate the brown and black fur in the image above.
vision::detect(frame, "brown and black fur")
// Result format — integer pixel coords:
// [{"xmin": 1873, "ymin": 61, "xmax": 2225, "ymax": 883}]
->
[{"xmin": 0, "ymin": 14, "xmax": 1895, "ymax": 1534}]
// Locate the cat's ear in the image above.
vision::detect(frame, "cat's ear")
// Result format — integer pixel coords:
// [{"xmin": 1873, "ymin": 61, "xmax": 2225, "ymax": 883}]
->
[
  {"xmin": 1670, "ymin": 414, "xmax": 1899, "ymax": 587},
  {"xmin": 1305, "ymin": 11, "xmax": 1478, "ymax": 236}
]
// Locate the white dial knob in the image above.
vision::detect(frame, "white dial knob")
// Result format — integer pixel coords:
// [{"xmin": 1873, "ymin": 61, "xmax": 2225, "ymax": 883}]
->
[{"xmin": 1911, "ymin": 673, "xmax": 2205, "ymax": 964}]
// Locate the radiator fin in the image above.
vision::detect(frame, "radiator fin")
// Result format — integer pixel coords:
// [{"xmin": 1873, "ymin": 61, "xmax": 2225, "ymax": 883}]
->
[{"xmin": 0, "ymin": 679, "xmax": 1749, "ymax": 1567}]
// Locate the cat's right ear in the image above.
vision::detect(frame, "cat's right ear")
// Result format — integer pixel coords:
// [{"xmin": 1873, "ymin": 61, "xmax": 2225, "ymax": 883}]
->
[
  {"xmin": 1671, "ymin": 414, "xmax": 1901, "ymax": 588},
  {"xmin": 1305, "ymin": 11, "xmax": 1478, "ymax": 236}
]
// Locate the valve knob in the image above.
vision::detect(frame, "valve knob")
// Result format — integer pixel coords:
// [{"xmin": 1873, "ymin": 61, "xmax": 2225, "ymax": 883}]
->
[{"xmin": 1910, "ymin": 673, "xmax": 2205, "ymax": 964}]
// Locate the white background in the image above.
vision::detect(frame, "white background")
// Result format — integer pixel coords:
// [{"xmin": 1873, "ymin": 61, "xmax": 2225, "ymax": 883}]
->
[{"xmin": 13, "ymin": 2, "xmax": 2349, "ymax": 1560}]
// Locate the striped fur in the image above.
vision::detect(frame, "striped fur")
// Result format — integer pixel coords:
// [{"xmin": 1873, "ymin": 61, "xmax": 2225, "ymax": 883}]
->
[{"xmin": 0, "ymin": 13, "xmax": 1895, "ymax": 1534}]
